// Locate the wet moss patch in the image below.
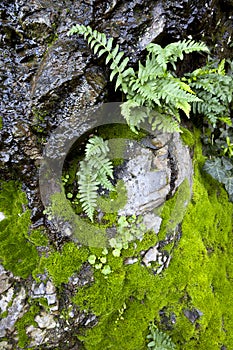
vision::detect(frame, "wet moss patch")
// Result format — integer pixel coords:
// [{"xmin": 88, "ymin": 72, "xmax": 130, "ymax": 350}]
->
[
  {"xmin": 0, "ymin": 181, "xmax": 40, "ymax": 278},
  {"xmin": 71, "ymin": 133, "xmax": 233, "ymax": 350}
]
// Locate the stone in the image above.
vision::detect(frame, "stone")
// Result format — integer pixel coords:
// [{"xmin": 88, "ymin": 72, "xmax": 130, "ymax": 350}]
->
[
  {"xmin": 0, "ymin": 265, "xmax": 12, "ymax": 294},
  {"xmin": 183, "ymin": 308, "xmax": 203, "ymax": 324},
  {"xmin": 0, "ymin": 341, "xmax": 12, "ymax": 350},
  {"xmin": 0, "ymin": 213, "xmax": 5, "ymax": 222},
  {"xmin": 142, "ymin": 245, "xmax": 160, "ymax": 266},
  {"xmin": 45, "ymin": 280, "xmax": 56, "ymax": 294},
  {"xmin": 35, "ymin": 312, "xmax": 57, "ymax": 329},
  {"xmin": 124, "ymin": 257, "xmax": 138, "ymax": 265},
  {"xmin": 118, "ymin": 131, "xmax": 193, "ymax": 217},
  {"xmin": 32, "ymin": 282, "xmax": 45, "ymax": 295},
  {"xmin": 0, "ymin": 288, "xmax": 26, "ymax": 337},
  {"xmin": 142, "ymin": 213, "xmax": 162, "ymax": 234}
]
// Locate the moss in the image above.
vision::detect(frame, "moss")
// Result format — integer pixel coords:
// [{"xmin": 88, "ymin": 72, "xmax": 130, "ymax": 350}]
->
[
  {"xmin": 41, "ymin": 242, "xmax": 89, "ymax": 287},
  {"xmin": 71, "ymin": 131, "xmax": 233, "ymax": 350},
  {"xmin": 180, "ymin": 127, "xmax": 195, "ymax": 147},
  {"xmin": 27, "ymin": 228, "xmax": 49, "ymax": 246},
  {"xmin": 0, "ymin": 116, "xmax": 2, "ymax": 130},
  {"xmin": 97, "ymin": 180, "xmax": 128, "ymax": 214},
  {"xmin": 158, "ymin": 178, "xmax": 191, "ymax": 241},
  {"xmin": 0, "ymin": 181, "xmax": 40, "ymax": 278},
  {"xmin": 16, "ymin": 304, "xmax": 40, "ymax": 349},
  {"xmin": 49, "ymin": 191, "xmax": 107, "ymax": 247}
]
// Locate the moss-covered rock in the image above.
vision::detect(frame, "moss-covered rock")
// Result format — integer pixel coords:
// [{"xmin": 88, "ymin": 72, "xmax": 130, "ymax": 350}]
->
[{"xmin": 71, "ymin": 133, "xmax": 233, "ymax": 350}]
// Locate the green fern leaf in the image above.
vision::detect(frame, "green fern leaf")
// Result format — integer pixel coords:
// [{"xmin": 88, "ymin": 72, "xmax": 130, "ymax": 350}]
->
[
  {"xmin": 85, "ymin": 136, "xmax": 109, "ymax": 159},
  {"xmin": 77, "ymin": 161, "xmax": 99, "ymax": 221}
]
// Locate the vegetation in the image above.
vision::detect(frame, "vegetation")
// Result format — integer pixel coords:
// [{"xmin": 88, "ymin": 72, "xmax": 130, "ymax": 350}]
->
[
  {"xmin": 76, "ymin": 136, "xmax": 114, "ymax": 221},
  {"xmin": 68, "ymin": 24, "xmax": 209, "ymax": 133},
  {"xmin": 147, "ymin": 323, "xmax": 176, "ymax": 349}
]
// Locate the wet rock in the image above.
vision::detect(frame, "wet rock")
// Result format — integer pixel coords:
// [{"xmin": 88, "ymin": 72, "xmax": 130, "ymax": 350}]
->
[
  {"xmin": 183, "ymin": 308, "xmax": 203, "ymax": 324},
  {"xmin": 118, "ymin": 131, "xmax": 192, "ymax": 217}
]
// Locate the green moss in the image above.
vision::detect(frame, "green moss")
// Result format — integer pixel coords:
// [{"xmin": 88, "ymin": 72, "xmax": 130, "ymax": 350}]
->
[
  {"xmin": 41, "ymin": 242, "xmax": 89, "ymax": 287},
  {"xmin": 48, "ymin": 191, "xmax": 107, "ymax": 247},
  {"xmin": 0, "ymin": 181, "xmax": 40, "ymax": 278},
  {"xmin": 16, "ymin": 304, "xmax": 40, "ymax": 348},
  {"xmin": 180, "ymin": 127, "xmax": 195, "ymax": 147},
  {"xmin": 158, "ymin": 178, "xmax": 191, "ymax": 241},
  {"xmin": 97, "ymin": 180, "xmax": 128, "ymax": 214},
  {"xmin": 0, "ymin": 116, "xmax": 2, "ymax": 130},
  {"xmin": 72, "ymin": 132, "xmax": 233, "ymax": 350},
  {"xmin": 27, "ymin": 228, "xmax": 49, "ymax": 246}
]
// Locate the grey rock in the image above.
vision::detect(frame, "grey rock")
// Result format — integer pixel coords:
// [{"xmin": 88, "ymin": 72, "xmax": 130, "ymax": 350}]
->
[
  {"xmin": 0, "ymin": 341, "xmax": 12, "ymax": 350},
  {"xmin": 45, "ymin": 280, "xmax": 56, "ymax": 295},
  {"xmin": 26, "ymin": 325, "xmax": 47, "ymax": 346},
  {"xmin": 142, "ymin": 245, "xmax": 160, "ymax": 266},
  {"xmin": 0, "ymin": 288, "xmax": 14, "ymax": 314},
  {"xmin": 0, "ymin": 287, "xmax": 26, "ymax": 337},
  {"xmin": 183, "ymin": 308, "xmax": 203, "ymax": 324},
  {"xmin": 118, "ymin": 131, "xmax": 192, "ymax": 217},
  {"xmin": 32, "ymin": 282, "xmax": 45, "ymax": 295},
  {"xmin": 0, "ymin": 265, "xmax": 12, "ymax": 294},
  {"xmin": 45, "ymin": 294, "xmax": 57, "ymax": 305},
  {"xmin": 142, "ymin": 213, "xmax": 162, "ymax": 234},
  {"xmin": 35, "ymin": 312, "xmax": 57, "ymax": 329},
  {"xmin": 124, "ymin": 257, "xmax": 138, "ymax": 265}
]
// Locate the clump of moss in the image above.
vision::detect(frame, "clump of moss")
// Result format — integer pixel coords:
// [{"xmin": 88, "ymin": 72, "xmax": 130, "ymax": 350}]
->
[
  {"xmin": 0, "ymin": 181, "xmax": 40, "ymax": 278},
  {"xmin": 16, "ymin": 304, "xmax": 40, "ymax": 348},
  {"xmin": 40, "ymin": 242, "xmax": 89, "ymax": 287},
  {"xmin": 71, "ymin": 132, "xmax": 233, "ymax": 350}
]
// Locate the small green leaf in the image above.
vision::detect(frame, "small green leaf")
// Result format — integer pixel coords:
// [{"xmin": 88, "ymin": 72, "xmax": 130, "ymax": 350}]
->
[
  {"xmin": 88, "ymin": 255, "xmax": 96, "ymax": 265},
  {"xmin": 101, "ymin": 265, "xmax": 112, "ymax": 275}
]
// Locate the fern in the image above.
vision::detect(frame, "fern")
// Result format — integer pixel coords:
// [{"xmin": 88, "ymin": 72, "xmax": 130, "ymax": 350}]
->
[
  {"xmin": 147, "ymin": 323, "xmax": 176, "ymax": 350},
  {"xmin": 68, "ymin": 24, "xmax": 135, "ymax": 92},
  {"xmin": 68, "ymin": 24, "xmax": 209, "ymax": 133},
  {"xmin": 185, "ymin": 59, "xmax": 233, "ymax": 126},
  {"xmin": 76, "ymin": 136, "xmax": 114, "ymax": 221},
  {"xmin": 77, "ymin": 161, "xmax": 99, "ymax": 221}
]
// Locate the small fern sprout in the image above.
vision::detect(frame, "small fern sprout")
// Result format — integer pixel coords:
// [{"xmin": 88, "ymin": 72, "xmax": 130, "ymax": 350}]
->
[
  {"xmin": 76, "ymin": 136, "xmax": 114, "ymax": 222},
  {"xmin": 147, "ymin": 322, "xmax": 176, "ymax": 350}
]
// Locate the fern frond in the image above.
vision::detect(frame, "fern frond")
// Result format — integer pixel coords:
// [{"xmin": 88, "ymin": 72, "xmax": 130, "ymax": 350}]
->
[
  {"xmin": 68, "ymin": 24, "xmax": 135, "ymax": 91},
  {"xmin": 90, "ymin": 154, "xmax": 114, "ymax": 178},
  {"xmin": 148, "ymin": 110, "xmax": 182, "ymax": 133},
  {"xmin": 85, "ymin": 136, "xmax": 109, "ymax": 159},
  {"xmin": 120, "ymin": 100, "xmax": 147, "ymax": 133},
  {"xmin": 77, "ymin": 161, "xmax": 99, "ymax": 221}
]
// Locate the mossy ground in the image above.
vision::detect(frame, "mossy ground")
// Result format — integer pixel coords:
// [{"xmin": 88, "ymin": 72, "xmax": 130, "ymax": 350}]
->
[
  {"xmin": 1, "ymin": 129, "xmax": 233, "ymax": 349},
  {"xmin": 0, "ymin": 181, "xmax": 40, "ymax": 278},
  {"xmin": 71, "ymin": 130, "xmax": 233, "ymax": 350}
]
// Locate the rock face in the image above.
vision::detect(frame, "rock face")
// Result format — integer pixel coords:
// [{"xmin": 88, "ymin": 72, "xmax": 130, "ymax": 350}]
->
[
  {"xmin": 0, "ymin": 0, "xmax": 232, "ymax": 348},
  {"xmin": 118, "ymin": 132, "xmax": 192, "ymax": 216}
]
